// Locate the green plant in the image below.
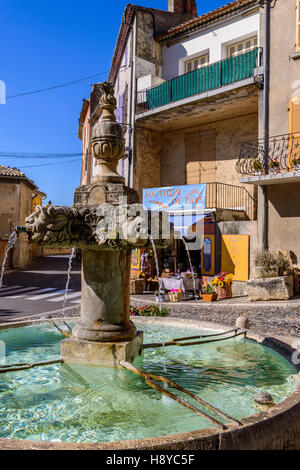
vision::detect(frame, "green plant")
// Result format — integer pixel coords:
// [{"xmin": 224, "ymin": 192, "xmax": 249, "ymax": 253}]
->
[
  {"xmin": 269, "ymin": 158, "xmax": 280, "ymax": 169},
  {"xmin": 292, "ymin": 157, "xmax": 300, "ymax": 167},
  {"xmin": 255, "ymin": 250, "xmax": 291, "ymax": 277},
  {"xmin": 130, "ymin": 304, "xmax": 169, "ymax": 317},
  {"xmin": 252, "ymin": 159, "xmax": 263, "ymax": 171},
  {"xmin": 202, "ymin": 283, "xmax": 215, "ymax": 294}
]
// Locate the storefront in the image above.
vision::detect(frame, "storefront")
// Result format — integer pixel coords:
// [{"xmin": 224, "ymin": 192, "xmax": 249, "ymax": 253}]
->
[{"xmin": 130, "ymin": 184, "xmax": 218, "ymax": 280}]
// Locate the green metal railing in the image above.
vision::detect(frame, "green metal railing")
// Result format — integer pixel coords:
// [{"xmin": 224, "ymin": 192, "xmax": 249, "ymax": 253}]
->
[{"xmin": 136, "ymin": 48, "xmax": 259, "ymax": 113}]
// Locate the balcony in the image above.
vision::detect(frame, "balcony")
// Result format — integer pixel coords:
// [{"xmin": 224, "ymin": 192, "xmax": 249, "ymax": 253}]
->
[
  {"xmin": 206, "ymin": 182, "xmax": 255, "ymax": 221},
  {"xmin": 236, "ymin": 133, "xmax": 300, "ymax": 185},
  {"xmin": 136, "ymin": 48, "xmax": 260, "ymax": 115}
]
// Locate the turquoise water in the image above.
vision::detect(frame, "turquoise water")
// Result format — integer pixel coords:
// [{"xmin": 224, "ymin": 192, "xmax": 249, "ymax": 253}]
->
[{"xmin": 0, "ymin": 321, "xmax": 296, "ymax": 443}]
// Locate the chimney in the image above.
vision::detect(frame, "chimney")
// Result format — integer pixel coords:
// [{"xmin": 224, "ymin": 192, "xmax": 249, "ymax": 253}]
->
[{"xmin": 168, "ymin": 0, "xmax": 198, "ymax": 16}]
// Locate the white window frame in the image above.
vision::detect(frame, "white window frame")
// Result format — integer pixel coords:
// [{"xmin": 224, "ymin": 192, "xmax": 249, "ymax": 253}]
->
[
  {"xmin": 227, "ymin": 36, "xmax": 258, "ymax": 58},
  {"xmin": 185, "ymin": 53, "xmax": 210, "ymax": 73}
]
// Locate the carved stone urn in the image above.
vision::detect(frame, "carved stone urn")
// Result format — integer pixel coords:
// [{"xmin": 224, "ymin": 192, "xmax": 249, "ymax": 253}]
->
[
  {"xmin": 91, "ymin": 82, "xmax": 125, "ymax": 185},
  {"xmin": 24, "ymin": 82, "xmax": 173, "ymax": 366}
]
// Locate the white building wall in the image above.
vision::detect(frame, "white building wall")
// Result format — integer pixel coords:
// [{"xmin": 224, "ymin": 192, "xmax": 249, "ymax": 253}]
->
[
  {"xmin": 161, "ymin": 11, "xmax": 260, "ymax": 80},
  {"xmin": 114, "ymin": 30, "xmax": 134, "ymax": 182}
]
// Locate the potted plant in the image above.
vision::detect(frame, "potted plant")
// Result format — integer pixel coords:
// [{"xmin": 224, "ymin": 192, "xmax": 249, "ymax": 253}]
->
[
  {"xmin": 291, "ymin": 157, "xmax": 300, "ymax": 171},
  {"xmin": 251, "ymin": 159, "xmax": 263, "ymax": 175},
  {"xmin": 211, "ymin": 273, "xmax": 234, "ymax": 300},
  {"xmin": 168, "ymin": 288, "xmax": 182, "ymax": 302},
  {"xmin": 201, "ymin": 283, "xmax": 217, "ymax": 302},
  {"xmin": 130, "ymin": 271, "xmax": 146, "ymax": 295},
  {"xmin": 269, "ymin": 158, "xmax": 280, "ymax": 173}
]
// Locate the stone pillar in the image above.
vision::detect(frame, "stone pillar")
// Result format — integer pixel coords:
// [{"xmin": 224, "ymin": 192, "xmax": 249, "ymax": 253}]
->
[{"xmin": 72, "ymin": 247, "xmax": 136, "ymax": 342}]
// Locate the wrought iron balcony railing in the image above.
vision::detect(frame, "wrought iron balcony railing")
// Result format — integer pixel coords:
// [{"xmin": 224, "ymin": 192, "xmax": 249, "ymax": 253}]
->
[
  {"xmin": 206, "ymin": 182, "xmax": 255, "ymax": 220},
  {"xmin": 136, "ymin": 48, "xmax": 260, "ymax": 114},
  {"xmin": 236, "ymin": 133, "xmax": 300, "ymax": 176}
]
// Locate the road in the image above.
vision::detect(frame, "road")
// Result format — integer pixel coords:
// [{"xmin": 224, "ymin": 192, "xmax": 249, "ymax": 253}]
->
[{"xmin": 0, "ymin": 255, "xmax": 81, "ymax": 323}]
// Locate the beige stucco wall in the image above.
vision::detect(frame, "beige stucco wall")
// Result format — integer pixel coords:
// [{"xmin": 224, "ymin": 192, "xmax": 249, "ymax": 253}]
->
[
  {"xmin": 0, "ymin": 182, "xmax": 19, "ymax": 239},
  {"xmin": 268, "ymin": 0, "xmax": 300, "ymax": 137},
  {"xmin": 256, "ymin": 1, "xmax": 300, "ymax": 262},
  {"xmin": 266, "ymin": 183, "xmax": 300, "ymax": 263},
  {"xmin": 0, "ymin": 180, "xmax": 37, "ymax": 269},
  {"xmin": 258, "ymin": 0, "xmax": 300, "ymax": 138}
]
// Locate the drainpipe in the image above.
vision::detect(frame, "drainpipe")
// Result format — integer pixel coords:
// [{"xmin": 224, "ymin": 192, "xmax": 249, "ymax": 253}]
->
[{"xmin": 261, "ymin": 0, "xmax": 271, "ymax": 251}]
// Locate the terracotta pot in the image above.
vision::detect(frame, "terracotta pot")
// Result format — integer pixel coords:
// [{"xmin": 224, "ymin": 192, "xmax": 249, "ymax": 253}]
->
[
  {"xmin": 201, "ymin": 293, "xmax": 217, "ymax": 303},
  {"xmin": 226, "ymin": 285, "xmax": 233, "ymax": 298},
  {"xmin": 216, "ymin": 285, "xmax": 232, "ymax": 300},
  {"xmin": 216, "ymin": 286, "xmax": 227, "ymax": 300}
]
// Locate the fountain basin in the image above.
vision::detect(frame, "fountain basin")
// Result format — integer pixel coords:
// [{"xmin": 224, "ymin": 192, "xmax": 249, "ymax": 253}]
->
[{"xmin": 0, "ymin": 317, "xmax": 299, "ymax": 450}]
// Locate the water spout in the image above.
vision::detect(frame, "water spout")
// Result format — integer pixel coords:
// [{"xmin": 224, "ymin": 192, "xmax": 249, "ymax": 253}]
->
[
  {"xmin": 0, "ymin": 231, "xmax": 17, "ymax": 290},
  {"xmin": 149, "ymin": 237, "xmax": 163, "ymax": 306},
  {"xmin": 61, "ymin": 248, "xmax": 75, "ymax": 333},
  {"xmin": 182, "ymin": 238, "xmax": 198, "ymax": 300}
]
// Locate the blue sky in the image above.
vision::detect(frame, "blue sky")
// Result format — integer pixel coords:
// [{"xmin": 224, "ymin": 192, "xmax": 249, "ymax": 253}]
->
[{"xmin": 0, "ymin": 0, "xmax": 226, "ymax": 206}]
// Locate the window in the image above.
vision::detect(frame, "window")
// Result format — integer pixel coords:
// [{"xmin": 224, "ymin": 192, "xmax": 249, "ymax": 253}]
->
[
  {"xmin": 228, "ymin": 37, "xmax": 258, "ymax": 57},
  {"xmin": 185, "ymin": 54, "xmax": 209, "ymax": 73},
  {"xmin": 296, "ymin": 1, "xmax": 300, "ymax": 51}
]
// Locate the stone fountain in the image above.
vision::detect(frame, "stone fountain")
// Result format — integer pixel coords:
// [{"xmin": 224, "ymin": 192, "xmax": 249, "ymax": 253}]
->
[{"xmin": 24, "ymin": 82, "xmax": 172, "ymax": 367}]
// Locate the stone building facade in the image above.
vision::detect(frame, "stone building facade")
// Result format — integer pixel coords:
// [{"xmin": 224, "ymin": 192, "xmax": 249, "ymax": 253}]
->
[
  {"xmin": 239, "ymin": 0, "xmax": 300, "ymax": 268},
  {"xmin": 0, "ymin": 166, "xmax": 46, "ymax": 269},
  {"xmin": 79, "ymin": 0, "xmax": 300, "ymax": 282}
]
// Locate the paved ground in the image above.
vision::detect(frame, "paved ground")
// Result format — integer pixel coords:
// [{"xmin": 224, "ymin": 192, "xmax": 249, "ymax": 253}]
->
[
  {"xmin": 0, "ymin": 256, "xmax": 81, "ymax": 322},
  {"xmin": 1, "ymin": 256, "xmax": 300, "ymax": 339},
  {"xmin": 131, "ymin": 293, "xmax": 300, "ymax": 339}
]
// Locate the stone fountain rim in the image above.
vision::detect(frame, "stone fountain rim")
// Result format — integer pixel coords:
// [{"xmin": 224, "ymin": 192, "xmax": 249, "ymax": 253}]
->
[{"xmin": 0, "ymin": 316, "xmax": 300, "ymax": 450}]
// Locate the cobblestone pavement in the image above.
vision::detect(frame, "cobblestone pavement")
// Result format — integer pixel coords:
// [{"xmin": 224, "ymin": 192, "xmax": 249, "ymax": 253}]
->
[{"xmin": 130, "ymin": 294, "xmax": 300, "ymax": 338}]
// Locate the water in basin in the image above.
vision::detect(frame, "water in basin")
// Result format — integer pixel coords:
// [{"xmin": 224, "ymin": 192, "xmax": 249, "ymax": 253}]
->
[{"xmin": 0, "ymin": 321, "xmax": 296, "ymax": 443}]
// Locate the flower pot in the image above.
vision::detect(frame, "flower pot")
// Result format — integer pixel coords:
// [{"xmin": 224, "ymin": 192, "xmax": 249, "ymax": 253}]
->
[
  {"xmin": 216, "ymin": 285, "xmax": 232, "ymax": 300},
  {"xmin": 201, "ymin": 293, "xmax": 217, "ymax": 303},
  {"xmin": 225, "ymin": 285, "xmax": 233, "ymax": 298},
  {"xmin": 130, "ymin": 279, "xmax": 145, "ymax": 295},
  {"xmin": 168, "ymin": 291, "xmax": 182, "ymax": 303}
]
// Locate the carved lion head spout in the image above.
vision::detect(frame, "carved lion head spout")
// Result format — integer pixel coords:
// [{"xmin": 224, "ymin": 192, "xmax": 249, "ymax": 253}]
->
[
  {"xmin": 25, "ymin": 202, "xmax": 174, "ymax": 250},
  {"xmin": 25, "ymin": 204, "xmax": 92, "ymax": 248}
]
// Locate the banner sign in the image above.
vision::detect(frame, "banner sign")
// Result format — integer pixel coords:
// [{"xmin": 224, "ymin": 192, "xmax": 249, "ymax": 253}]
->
[
  {"xmin": 142, "ymin": 184, "xmax": 206, "ymax": 211},
  {"xmin": 143, "ymin": 184, "xmax": 207, "ymax": 239}
]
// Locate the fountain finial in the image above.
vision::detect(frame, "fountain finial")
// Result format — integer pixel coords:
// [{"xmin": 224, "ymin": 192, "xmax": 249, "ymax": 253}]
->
[{"xmin": 91, "ymin": 82, "xmax": 125, "ymax": 184}]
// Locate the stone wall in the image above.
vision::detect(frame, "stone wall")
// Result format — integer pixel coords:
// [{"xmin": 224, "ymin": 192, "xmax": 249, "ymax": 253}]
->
[
  {"xmin": 133, "ymin": 126, "xmax": 162, "ymax": 199},
  {"xmin": 160, "ymin": 113, "xmax": 258, "ymax": 193}
]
